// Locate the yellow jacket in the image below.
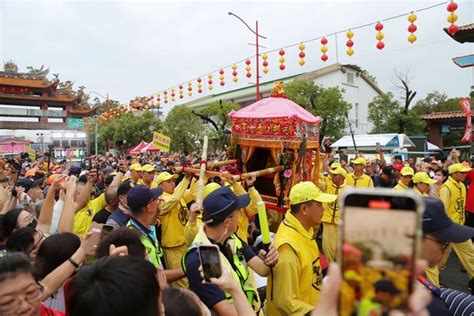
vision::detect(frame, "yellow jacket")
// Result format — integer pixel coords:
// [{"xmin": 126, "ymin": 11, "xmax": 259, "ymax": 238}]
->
[
  {"xmin": 266, "ymin": 212, "xmax": 321, "ymax": 315},
  {"xmin": 346, "ymin": 173, "xmax": 374, "ymax": 188},
  {"xmin": 73, "ymin": 193, "xmax": 107, "ymax": 236},
  {"xmin": 159, "ymin": 178, "xmax": 198, "ymax": 248},
  {"xmin": 393, "ymin": 181, "xmax": 408, "ymax": 191},
  {"xmin": 414, "ymin": 186, "xmax": 428, "ymax": 196},
  {"xmin": 231, "ymin": 183, "xmax": 262, "ymax": 243},
  {"xmin": 322, "ymin": 180, "xmax": 345, "ymax": 225},
  {"xmin": 439, "ymin": 176, "xmax": 466, "ymax": 224}
]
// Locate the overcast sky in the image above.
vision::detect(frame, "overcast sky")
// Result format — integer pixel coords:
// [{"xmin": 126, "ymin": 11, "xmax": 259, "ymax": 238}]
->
[{"xmin": 1, "ymin": 0, "xmax": 473, "ymax": 115}]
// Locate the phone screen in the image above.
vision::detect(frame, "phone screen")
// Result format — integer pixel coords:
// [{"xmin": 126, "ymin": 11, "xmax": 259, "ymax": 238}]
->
[
  {"xmin": 101, "ymin": 225, "xmax": 114, "ymax": 238},
  {"xmin": 199, "ymin": 245, "xmax": 222, "ymax": 282},
  {"xmin": 339, "ymin": 190, "xmax": 420, "ymax": 316}
]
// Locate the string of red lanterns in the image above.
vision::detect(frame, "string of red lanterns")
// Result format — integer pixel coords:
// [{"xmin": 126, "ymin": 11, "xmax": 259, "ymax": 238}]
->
[
  {"xmin": 298, "ymin": 44, "xmax": 305, "ymax": 66},
  {"xmin": 346, "ymin": 29, "xmax": 354, "ymax": 56},
  {"xmin": 278, "ymin": 49, "xmax": 285, "ymax": 71},
  {"xmin": 320, "ymin": 37, "xmax": 328, "ymax": 62},
  {"xmin": 446, "ymin": 1, "xmax": 458, "ymax": 35},
  {"xmin": 407, "ymin": 12, "xmax": 417, "ymax": 43},
  {"xmin": 375, "ymin": 22, "xmax": 385, "ymax": 50}
]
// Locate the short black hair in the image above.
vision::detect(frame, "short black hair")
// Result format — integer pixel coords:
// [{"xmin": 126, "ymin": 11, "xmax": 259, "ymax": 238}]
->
[
  {"xmin": 95, "ymin": 228, "xmax": 145, "ymax": 259},
  {"xmin": 34, "ymin": 233, "xmax": 81, "ymax": 279},
  {"xmin": 162, "ymin": 288, "xmax": 201, "ymax": 316},
  {"xmin": 6, "ymin": 227, "xmax": 36, "ymax": 253},
  {"xmin": 68, "ymin": 256, "xmax": 159, "ymax": 316},
  {"xmin": 2, "ymin": 208, "xmax": 24, "ymax": 238},
  {"xmin": 0, "ymin": 252, "xmax": 34, "ymax": 283},
  {"xmin": 290, "ymin": 201, "xmax": 316, "ymax": 214}
]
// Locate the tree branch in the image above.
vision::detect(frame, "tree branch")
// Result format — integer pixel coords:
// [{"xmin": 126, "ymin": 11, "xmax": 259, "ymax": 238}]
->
[{"xmin": 191, "ymin": 110, "xmax": 219, "ymax": 131}]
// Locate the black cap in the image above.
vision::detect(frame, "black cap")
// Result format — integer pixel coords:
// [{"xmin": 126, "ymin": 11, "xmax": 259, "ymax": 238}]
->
[
  {"xmin": 16, "ymin": 177, "xmax": 43, "ymax": 192},
  {"xmin": 374, "ymin": 279, "xmax": 400, "ymax": 294},
  {"xmin": 202, "ymin": 186, "xmax": 250, "ymax": 224},
  {"xmin": 382, "ymin": 166, "xmax": 394, "ymax": 176},
  {"xmin": 423, "ymin": 197, "xmax": 474, "ymax": 242},
  {"xmin": 127, "ymin": 185, "xmax": 163, "ymax": 214},
  {"xmin": 117, "ymin": 180, "xmax": 133, "ymax": 196}
]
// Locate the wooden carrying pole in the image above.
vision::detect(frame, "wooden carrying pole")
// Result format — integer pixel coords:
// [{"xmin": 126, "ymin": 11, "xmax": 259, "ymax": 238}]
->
[
  {"xmin": 195, "ymin": 136, "xmax": 208, "ymax": 204},
  {"xmin": 174, "ymin": 165, "xmax": 284, "ymax": 181},
  {"xmin": 191, "ymin": 159, "xmax": 237, "ymax": 170}
]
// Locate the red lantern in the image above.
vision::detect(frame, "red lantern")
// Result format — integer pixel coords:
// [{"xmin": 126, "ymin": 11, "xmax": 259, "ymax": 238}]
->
[
  {"xmin": 375, "ymin": 22, "xmax": 384, "ymax": 50},
  {"xmin": 278, "ymin": 49, "xmax": 285, "ymax": 71},
  {"xmin": 245, "ymin": 59, "xmax": 252, "ymax": 78},
  {"xmin": 407, "ymin": 12, "xmax": 417, "ymax": 43},
  {"xmin": 320, "ymin": 37, "xmax": 328, "ymax": 62},
  {"xmin": 232, "ymin": 64, "xmax": 238, "ymax": 82},
  {"xmin": 298, "ymin": 44, "xmax": 305, "ymax": 66},
  {"xmin": 197, "ymin": 78, "xmax": 203, "ymax": 94},
  {"xmin": 219, "ymin": 69, "xmax": 225, "ymax": 86},
  {"xmin": 446, "ymin": 1, "xmax": 459, "ymax": 35},
  {"xmin": 187, "ymin": 82, "xmax": 192, "ymax": 96},
  {"xmin": 346, "ymin": 30, "xmax": 354, "ymax": 56},
  {"xmin": 208, "ymin": 74, "xmax": 213, "ymax": 91},
  {"xmin": 261, "ymin": 54, "xmax": 269, "ymax": 74}
]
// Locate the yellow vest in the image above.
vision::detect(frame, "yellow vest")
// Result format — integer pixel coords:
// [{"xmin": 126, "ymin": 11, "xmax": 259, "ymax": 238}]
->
[
  {"xmin": 393, "ymin": 181, "xmax": 408, "ymax": 191},
  {"xmin": 322, "ymin": 182, "xmax": 345, "ymax": 225},
  {"xmin": 266, "ymin": 212, "xmax": 322, "ymax": 315},
  {"xmin": 159, "ymin": 192, "xmax": 189, "ymax": 248},
  {"xmin": 182, "ymin": 226, "xmax": 262, "ymax": 314},
  {"xmin": 73, "ymin": 193, "xmax": 107, "ymax": 236},
  {"xmin": 414, "ymin": 186, "xmax": 428, "ymax": 196},
  {"xmin": 440, "ymin": 177, "xmax": 466, "ymax": 224},
  {"xmin": 346, "ymin": 173, "xmax": 373, "ymax": 188}
]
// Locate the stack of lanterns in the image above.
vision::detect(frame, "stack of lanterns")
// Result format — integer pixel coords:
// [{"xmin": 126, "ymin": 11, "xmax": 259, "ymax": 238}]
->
[
  {"xmin": 375, "ymin": 22, "xmax": 385, "ymax": 50},
  {"xmin": 407, "ymin": 12, "xmax": 417, "ymax": 43},
  {"xmin": 279, "ymin": 49, "xmax": 285, "ymax": 70},
  {"xmin": 346, "ymin": 30, "xmax": 354, "ymax": 56},
  {"xmin": 245, "ymin": 59, "xmax": 252, "ymax": 78},
  {"xmin": 298, "ymin": 43, "xmax": 305, "ymax": 66},
  {"xmin": 163, "ymin": 90, "xmax": 168, "ymax": 104},
  {"xmin": 447, "ymin": 1, "xmax": 459, "ymax": 35},
  {"xmin": 178, "ymin": 85, "xmax": 184, "ymax": 99},
  {"xmin": 262, "ymin": 54, "xmax": 269, "ymax": 74},
  {"xmin": 157, "ymin": 93, "xmax": 161, "ymax": 106},
  {"xmin": 208, "ymin": 74, "xmax": 213, "ymax": 91},
  {"xmin": 232, "ymin": 64, "xmax": 238, "ymax": 82},
  {"xmin": 219, "ymin": 69, "xmax": 225, "ymax": 86},
  {"xmin": 187, "ymin": 82, "xmax": 192, "ymax": 96},
  {"xmin": 171, "ymin": 88, "xmax": 176, "ymax": 102},
  {"xmin": 197, "ymin": 78, "xmax": 203, "ymax": 94},
  {"xmin": 321, "ymin": 37, "xmax": 328, "ymax": 62}
]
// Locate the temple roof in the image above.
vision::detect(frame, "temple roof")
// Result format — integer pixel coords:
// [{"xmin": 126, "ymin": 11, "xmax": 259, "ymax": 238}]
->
[
  {"xmin": 420, "ymin": 111, "xmax": 469, "ymax": 121},
  {"xmin": 0, "ymin": 76, "xmax": 58, "ymax": 89},
  {"xmin": 0, "ymin": 90, "xmax": 83, "ymax": 106},
  {"xmin": 444, "ymin": 23, "xmax": 474, "ymax": 43}
]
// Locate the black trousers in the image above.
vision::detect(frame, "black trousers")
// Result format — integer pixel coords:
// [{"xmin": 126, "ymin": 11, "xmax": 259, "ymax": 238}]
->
[{"xmin": 466, "ymin": 212, "xmax": 474, "ymax": 241}]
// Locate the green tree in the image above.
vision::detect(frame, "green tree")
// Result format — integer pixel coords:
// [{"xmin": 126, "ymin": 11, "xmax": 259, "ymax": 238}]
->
[
  {"xmin": 368, "ymin": 93, "xmax": 426, "ymax": 135},
  {"xmin": 284, "ymin": 80, "xmax": 351, "ymax": 141},
  {"xmin": 164, "ymin": 105, "xmax": 204, "ymax": 153},
  {"xmin": 192, "ymin": 100, "xmax": 240, "ymax": 151},
  {"xmin": 412, "ymin": 91, "xmax": 462, "ymax": 115}
]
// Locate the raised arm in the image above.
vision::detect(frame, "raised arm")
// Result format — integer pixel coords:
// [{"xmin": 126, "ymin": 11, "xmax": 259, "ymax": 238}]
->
[{"xmin": 37, "ymin": 174, "xmax": 67, "ymax": 233}]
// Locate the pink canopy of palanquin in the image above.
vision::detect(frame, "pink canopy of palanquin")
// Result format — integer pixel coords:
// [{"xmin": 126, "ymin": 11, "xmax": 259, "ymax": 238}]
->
[{"xmin": 229, "ymin": 97, "xmax": 321, "ymax": 149}]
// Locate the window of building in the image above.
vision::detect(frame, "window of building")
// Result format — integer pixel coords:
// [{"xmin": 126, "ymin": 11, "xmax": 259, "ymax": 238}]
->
[
  {"xmin": 52, "ymin": 140, "xmax": 61, "ymax": 147},
  {"xmin": 355, "ymin": 103, "xmax": 359, "ymax": 128},
  {"xmin": 347, "ymin": 72, "xmax": 355, "ymax": 84}
]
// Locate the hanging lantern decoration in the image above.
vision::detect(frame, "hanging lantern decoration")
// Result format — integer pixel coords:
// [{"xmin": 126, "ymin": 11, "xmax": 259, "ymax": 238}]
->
[
  {"xmin": 178, "ymin": 84, "xmax": 184, "ymax": 99},
  {"xmin": 156, "ymin": 93, "xmax": 161, "ymax": 106},
  {"xmin": 245, "ymin": 59, "xmax": 252, "ymax": 78},
  {"xmin": 446, "ymin": 1, "xmax": 458, "ymax": 35},
  {"xmin": 407, "ymin": 12, "xmax": 417, "ymax": 43},
  {"xmin": 219, "ymin": 69, "xmax": 225, "ymax": 86},
  {"xmin": 346, "ymin": 30, "xmax": 354, "ymax": 56},
  {"xmin": 298, "ymin": 43, "xmax": 305, "ymax": 66},
  {"xmin": 208, "ymin": 74, "xmax": 213, "ymax": 91},
  {"xmin": 375, "ymin": 22, "xmax": 385, "ymax": 50},
  {"xmin": 163, "ymin": 90, "xmax": 168, "ymax": 104},
  {"xmin": 262, "ymin": 53, "xmax": 269, "ymax": 74},
  {"xmin": 278, "ymin": 49, "xmax": 285, "ymax": 71},
  {"xmin": 320, "ymin": 37, "xmax": 328, "ymax": 62},
  {"xmin": 231, "ymin": 64, "xmax": 238, "ymax": 82},
  {"xmin": 197, "ymin": 78, "xmax": 203, "ymax": 94},
  {"xmin": 171, "ymin": 88, "xmax": 176, "ymax": 102},
  {"xmin": 187, "ymin": 81, "xmax": 192, "ymax": 96}
]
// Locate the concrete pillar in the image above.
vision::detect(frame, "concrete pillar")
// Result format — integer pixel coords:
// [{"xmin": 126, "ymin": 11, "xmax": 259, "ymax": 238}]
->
[{"xmin": 428, "ymin": 123, "xmax": 442, "ymax": 148}]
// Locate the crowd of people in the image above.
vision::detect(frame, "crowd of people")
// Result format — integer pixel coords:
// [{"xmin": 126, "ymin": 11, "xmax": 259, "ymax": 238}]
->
[{"xmin": 0, "ymin": 146, "xmax": 473, "ymax": 316}]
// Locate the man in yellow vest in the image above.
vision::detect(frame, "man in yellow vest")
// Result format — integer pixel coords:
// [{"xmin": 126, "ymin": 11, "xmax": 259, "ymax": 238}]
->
[
  {"xmin": 267, "ymin": 181, "xmax": 337, "ymax": 315},
  {"xmin": 126, "ymin": 185, "xmax": 185, "ymax": 284},
  {"xmin": 393, "ymin": 166, "xmax": 414, "ymax": 191},
  {"xmin": 157, "ymin": 171, "xmax": 197, "ymax": 288},
  {"xmin": 182, "ymin": 186, "xmax": 278, "ymax": 315},
  {"xmin": 321, "ymin": 166, "xmax": 347, "ymax": 262},
  {"xmin": 129, "ymin": 163, "xmax": 142, "ymax": 184},
  {"xmin": 138, "ymin": 164, "xmax": 156, "ymax": 187},
  {"xmin": 412, "ymin": 172, "xmax": 437, "ymax": 197},
  {"xmin": 346, "ymin": 157, "xmax": 374, "ymax": 188},
  {"xmin": 439, "ymin": 163, "xmax": 474, "ymax": 291}
]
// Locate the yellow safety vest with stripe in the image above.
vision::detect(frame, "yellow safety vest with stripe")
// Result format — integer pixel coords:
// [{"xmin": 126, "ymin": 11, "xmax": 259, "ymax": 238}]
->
[
  {"xmin": 126, "ymin": 219, "xmax": 164, "ymax": 269},
  {"xmin": 181, "ymin": 227, "xmax": 262, "ymax": 314},
  {"xmin": 346, "ymin": 173, "xmax": 374, "ymax": 188}
]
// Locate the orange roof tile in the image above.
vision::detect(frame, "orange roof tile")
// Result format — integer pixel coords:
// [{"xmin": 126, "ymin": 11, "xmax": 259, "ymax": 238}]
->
[
  {"xmin": 0, "ymin": 77, "xmax": 56, "ymax": 89},
  {"xmin": 420, "ymin": 111, "xmax": 469, "ymax": 120}
]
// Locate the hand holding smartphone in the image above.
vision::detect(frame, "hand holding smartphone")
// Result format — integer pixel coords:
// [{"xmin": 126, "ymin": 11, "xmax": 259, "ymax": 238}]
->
[
  {"xmin": 338, "ymin": 188, "xmax": 422, "ymax": 316},
  {"xmin": 83, "ymin": 222, "xmax": 104, "ymax": 256},
  {"xmin": 198, "ymin": 245, "xmax": 222, "ymax": 282}
]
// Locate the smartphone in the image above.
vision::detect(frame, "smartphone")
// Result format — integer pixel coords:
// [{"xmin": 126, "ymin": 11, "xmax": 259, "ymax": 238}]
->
[
  {"xmin": 198, "ymin": 245, "xmax": 222, "ymax": 282},
  {"xmin": 375, "ymin": 142, "xmax": 381, "ymax": 152},
  {"xmin": 338, "ymin": 188, "xmax": 422, "ymax": 316},
  {"xmin": 83, "ymin": 222, "xmax": 103, "ymax": 256},
  {"xmin": 101, "ymin": 224, "xmax": 114, "ymax": 238}
]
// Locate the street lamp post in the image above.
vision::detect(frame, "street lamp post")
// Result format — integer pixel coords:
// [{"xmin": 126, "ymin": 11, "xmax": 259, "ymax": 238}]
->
[
  {"xmin": 228, "ymin": 12, "xmax": 267, "ymax": 101},
  {"xmin": 88, "ymin": 91, "xmax": 109, "ymax": 156},
  {"xmin": 36, "ymin": 133, "xmax": 44, "ymax": 154}
]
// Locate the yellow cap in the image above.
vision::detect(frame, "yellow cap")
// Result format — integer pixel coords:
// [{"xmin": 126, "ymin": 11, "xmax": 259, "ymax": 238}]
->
[
  {"xmin": 141, "ymin": 164, "xmax": 155, "ymax": 173},
  {"xmin": 330, "ymin": 161, "xmax": 341, "ymax": 169},
  {"xmin": 329, "ymin": 167, "xmax": 347, "ymax": 178},
  {"xmin": 130, "ymin": 163, "xmax": 142, "ymax": 172},
  {"xmin": 289, "ymin": 181, "xmax": 337, "ymax": 205},
  {"xmin": 203, "ymin": 183, "xmax": 220, "ymax": 199},
  {"xmin": 400, "ymin": 166, "xmax": 414, "ymax": 176},
  {"xmin": 344, "ymin": 270, "xmax": 362, "ymax": 282},
  {"xmin": 155, "ymin": 172, "xmax": 178, "ymax": 186},
  {"xmin": 352, "ymin": 157, "xmax": 367, "ymax": 166},
  {"xmin": 413, "ymin": 172, "xmax": 437, "ymax": 184},
  {"xmin": 448, "ymin": 163, "xmax": 472, "ymax": 174}
]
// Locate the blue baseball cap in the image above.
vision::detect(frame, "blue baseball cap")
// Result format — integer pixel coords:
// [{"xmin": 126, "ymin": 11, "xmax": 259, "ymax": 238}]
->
[
  {"xmin": 423, "ymin": 197, "xmax": 474, "ymax": 242},
  {"xmin": 127, "ymin": 185, "xmax": 163, "ymax": 214},
  {"xmin": 203, "ymin": 186, "xmax": 250, "ymax": 224}
]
